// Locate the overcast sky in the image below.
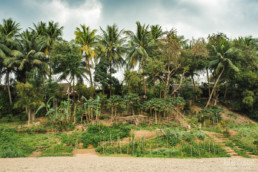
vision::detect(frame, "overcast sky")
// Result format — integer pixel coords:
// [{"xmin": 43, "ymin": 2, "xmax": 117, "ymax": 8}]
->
[
  {"xmin": 1, "ymin": 0, "xmax": 257, "ymax": 84},
  {"xmin": 1, "ymin": 0, "xmax": 257, "ymax": 41}
]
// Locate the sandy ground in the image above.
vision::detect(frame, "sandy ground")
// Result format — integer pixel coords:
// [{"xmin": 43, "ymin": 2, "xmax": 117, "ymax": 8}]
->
[{"xmin": 0, "ymin": 156, "xmax": 257, "ymax": 172}]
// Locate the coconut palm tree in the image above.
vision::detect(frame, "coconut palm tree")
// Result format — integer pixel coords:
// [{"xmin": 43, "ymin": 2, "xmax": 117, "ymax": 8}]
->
[
  {"xmin": 205, "ymin": 37, "xmax": 240, "ymax": 107},
  {"xmin": 0, "ymin": 18, "xmax": 21, "ymax": 104},
  {"xmin": 125, "ymin": 21, "xmax": 156, "ymax": 97},
  {"xmin": 99, "ymin": 24, "xmax": 127, "ymax": 96},
  {"xmin": 74, "ymin": 24, "xmax": 99, "ymax": 86},
  {"xmin": 150, "ymin": 24, "xmax": 164, "ymax": 42},
  {"xmin": 4, "ymin": 30, "xmax": 48, "ymax": 83},
  {"xmin": 31, "ymin": 21, "xmax": 63, "ymax": 79}
]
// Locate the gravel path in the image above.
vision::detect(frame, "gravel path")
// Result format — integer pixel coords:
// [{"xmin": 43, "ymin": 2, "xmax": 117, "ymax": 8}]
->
[{"xmin": 0, "ymin": 156, "xmax": 257, "ymax": 172}]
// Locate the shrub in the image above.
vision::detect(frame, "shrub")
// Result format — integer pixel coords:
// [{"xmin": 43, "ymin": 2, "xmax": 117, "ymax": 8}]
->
[
  {"xmin": 43, "ymin": 144, "xmax": 73, "ymax": 154},
  {"xmin": 81, "ymin": 124, "xmax": 130, "ymax": 148},
  {"xmin": 0, "ymin": 129, "xmax": 33, "ymax": 158},
  {"xmin": 227, "ymin": 113, "xmax": 237, "ymax": 119}
]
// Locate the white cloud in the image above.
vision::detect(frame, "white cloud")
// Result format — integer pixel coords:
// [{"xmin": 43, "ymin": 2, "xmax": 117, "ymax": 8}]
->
[{"xmin": 24, "ymin": 0, "xmax": 102, "ymax": 40}]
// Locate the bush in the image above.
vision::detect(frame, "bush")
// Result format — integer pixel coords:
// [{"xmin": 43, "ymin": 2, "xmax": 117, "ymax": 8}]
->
[
  {"xmin": 0, "ymin": 128, "xmax": 33, "ymax": 158},
  {"xmin": 43, "ymin": 144, "xmax": 73, "ymax": 154},
  {"xmin": 61, "ymin": 133, "xmax": 81, "ymax": 146},
  {"xmin": 18, "ymin": 125, "xmax": 47, "ymax": 133},
  {"xmin": 81, "ymin": 123, "xmax": 130, "ymax": 148},
  {"xmin": 0, "ymin": 113, "xmax": 27, "ymax": 123},
  {"xmin": 151, "ymin": 148, "xmax": 181, "ymax": 157},
  {"xmin": 0, "ymin": 91, "xmax": 13, "ymax": 118},
  {"xmin": 227, "ymin": 113, "xmax": 237, "ymax": 119}
]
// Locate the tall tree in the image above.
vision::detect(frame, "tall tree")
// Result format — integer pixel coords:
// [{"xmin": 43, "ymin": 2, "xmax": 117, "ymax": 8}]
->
[
  {"xmin": 150, "ymin": 24, "xmax": 164, "ymax": 43},
  {"xmin": 126, "ymin": 22, "xmax": 158, "ymax": 97},
  {"xmin": 51, "ymin": 41, "xmax": 87, "ymax": 98},
  {"xmin": 4, "ymin": 30, "xmax": 48, "ymax": 83},
  {"xmin": 156, "ymin": 29, "xmax": 188, "ymax": 97},
  {"xmin": 205, "ymin": 33, "xmax": 240, "ymax": 107},
  {"xmin": 0, "ymin": 18, "xmax": 21, "ymax": 104},
  {"xmin": 188, "ymin": 38, "xmax": 209, "ymax": 98},
  {"xmin": 32, "ymin": 21, "xmax": 63, "ymax": 79},
  {"xmin": 99, "ymin": 24, "xmax": 126, "ymax": 96},
  {"xmin": 74, "ymin": 24, "xmax": 99, "ymax": 86}
]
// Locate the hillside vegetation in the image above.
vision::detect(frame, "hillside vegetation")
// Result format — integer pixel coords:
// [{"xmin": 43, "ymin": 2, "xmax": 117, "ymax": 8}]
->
[{"xmin": 0, "ymin": 19, "xmax": 257, "ymax": 158}]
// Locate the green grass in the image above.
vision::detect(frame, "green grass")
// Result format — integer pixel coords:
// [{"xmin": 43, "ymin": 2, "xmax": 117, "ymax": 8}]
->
[
  {"xmin": 0, "ymin": 124, "xmax": 84, "ymax": 158},
  {"xmin": 227, "ymin": 125, "xmax": 258, "ymax": 156},
  {"xmin": 127, "ymin": 122, "xmax": 183, "ymax": 131},
  {"xmin": 39, "ymin": 153, "xmax": 73, "ymax": 157},
  {"xmin": 0, "ymin": 121, "xmax": 256, "ymax": 159},
  {"xmin": 96, "ymin": 129, "xmax": 229, "ymax": 158},
  {"xmin": 81, "ymin": 123, "xmax": 130, "ymax": 148},
  {"xmin": 225, "ymin": 141, "xmax": 250, "ymax": 158},
  {"xmin": 0, "ymin": 128, "xmax": 34, "ymax": 158}
]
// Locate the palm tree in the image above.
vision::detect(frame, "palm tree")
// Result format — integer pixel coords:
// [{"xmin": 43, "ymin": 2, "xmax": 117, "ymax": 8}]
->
[
  {"xmin": 205, "ymin": 38, "xmax": 239, "ymax": 107},
  {"xmin": 4, "ymin": 30, "xmax": 48, "ymax": 83},
  {"xmin": 150, "ymin": 24, "xmax": 164, "ymax": 42},
  {"xmin": 0, "ymin": 18, "xmax": 21, "ymax": 104},
  {"xmin": 74, "ymin": 24, "xmax": 99, "ymax": 86},
  {"xmin": 31, "ymin": 21, "xmax": 63, "ymax": 79},
  {"xmin": 126, "ymin": 21, "xmax": 156, "ymax": 97},
  {"xmin": 31, "ymin": 21, "xmax": 47, "ymax": 36},
  {"xmin": 99, "ymin": 24, "xmax": 127, "ymax": 96}
]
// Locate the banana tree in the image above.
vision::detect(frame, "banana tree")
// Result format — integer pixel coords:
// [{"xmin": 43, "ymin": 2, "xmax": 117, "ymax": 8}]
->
[
  {"xmin": 124, "ymin": 93, "xmax": 139, "ymax": 115},
  {"xmin": 36, "ymin": 98, "xmax": 73, "ymax": 126},
  {"xmin": 80, "ymin": 96, "xmax": 101, "ymax": 123},
  {"xmin": 107, "ymin": 95, "xmax": 125, "ymax": 120}
]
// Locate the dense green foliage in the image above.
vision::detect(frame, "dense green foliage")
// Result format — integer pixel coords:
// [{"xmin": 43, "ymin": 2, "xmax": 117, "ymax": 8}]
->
[
  {"xmin": 0, "ymin": 128, "xmax": 33, "ymax": 158},
  {"xmin": 81, "ymin": 123, "xmax": 130, "ymax": 148},
  {"xmin": 96, "ymin": 129, "xmax": 229, "ymax": 158},
  {"xmin": 0, "ymin": 18, "xmax": 257, "ymax": 137}
]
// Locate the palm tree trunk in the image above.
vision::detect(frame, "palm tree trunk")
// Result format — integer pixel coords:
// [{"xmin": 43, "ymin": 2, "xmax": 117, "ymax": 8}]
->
[
  {"xmin": 109, "ymin": 62, "xmax": 112, "ymax": 97},
  {"xmin": 31, "ymin": 110, "xmax": 35, "ymax": 123},
  {"xmin": 89, "ymin": 68, "xmax": 93, "ymax": 87},
  {"xmin": 205, "ymin": 66, "xmax": 224, "ymax": 108},
  {"xmin": 47, "ymin": 53, "xmax": 52, "ymax": 80},
  {"xmin": 224, "ymin": 80, "xmax": 228, "ymax": 99},
  {"xmin": 6, "ymin": 70, "xmax": 12, "ymax": 104},
  {"xmin": 206, "ymin": 68, "xmax": 210, "ymax": 97},
  {"xmin": 191, "ymin": 75, "xmax": 196, "ymax": 100},
  {"xmin": 27, "ymin": 108, "xmax": 31, "ymax": 125},
  {"xmin": 143, "ymin": 76, "xmax": 147, "ymax": 99},
  {"xmin": 155, "ymin": 111, "xmax": 157, "ymax": 124},
  {"xmin": 86, "ymin": 54, "xmax": 93, "ymax": 87}
]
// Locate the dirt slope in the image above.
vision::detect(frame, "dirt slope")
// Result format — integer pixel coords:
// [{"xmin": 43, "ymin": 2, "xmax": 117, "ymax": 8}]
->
[
  {"xmin": 204, "ymin": 131, "xmax": 242, "ymax": 158},
  {"xmin": 204, "ymin": 131, "xmax": 258, "ymax": 159},
  {"xmin": 218, "ymin": 105, "xmax": 256, "ymax": 125},
  {"xmin": 191, "ymin": 105, "xmax": 256, "ymax": 125}
]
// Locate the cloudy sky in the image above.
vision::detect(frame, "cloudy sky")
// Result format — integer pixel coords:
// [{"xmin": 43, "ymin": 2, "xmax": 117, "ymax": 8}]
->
[{"xmin": 0, "ymin": 0, "xmax": 258, "ymax": 41}]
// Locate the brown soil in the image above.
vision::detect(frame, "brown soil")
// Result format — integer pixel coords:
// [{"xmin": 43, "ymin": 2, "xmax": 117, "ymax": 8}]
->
[
  {"xmin": 191, "ymin": 105, "xmax": 256, "ymax": 125},
  {"xmin": 227, "ymin": 129, "xmax": 238, "ymax": 137},
  {"xmin": 191, "ymin": 105, "xmax": 202, "ymax": 114},
  {"xmin": 120, "ymin": 130, "xmax": 157, "ymax": 144},
  {"xmin": 73, "ymin": 148, "xmax": 99, "ymax": 157},
  {"xmin": 218, "ymin": 105, "xmax": 256, "ymax": 125},
  {"xmin": 29, "ymin": 150, "xmax": 42, "ymax": 157}
]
